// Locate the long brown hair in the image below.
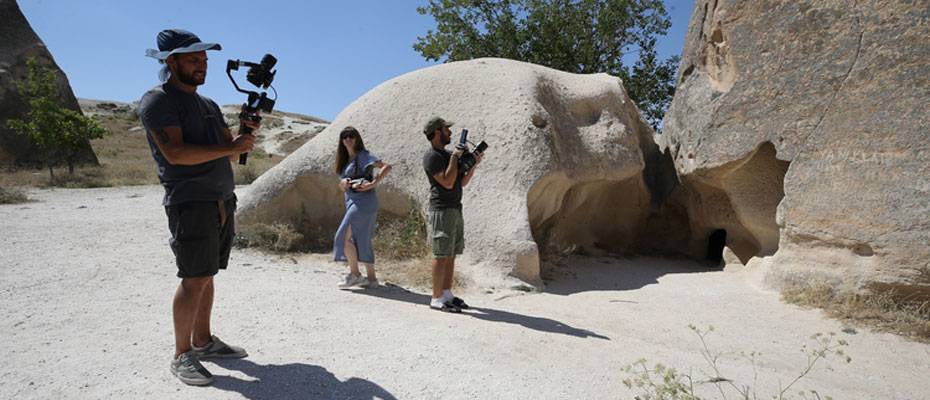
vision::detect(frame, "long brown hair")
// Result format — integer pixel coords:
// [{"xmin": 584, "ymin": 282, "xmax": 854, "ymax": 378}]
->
[{"xmin": 334, "ymin": 126, "xmax": 367, "ymax": 174}]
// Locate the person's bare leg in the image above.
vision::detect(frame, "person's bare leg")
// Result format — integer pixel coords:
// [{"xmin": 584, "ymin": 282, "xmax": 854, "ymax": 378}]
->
[
  {"xmin": 364, "ymin": 263, "xmax": 376, "ymax": 281},
  {"xmin": 173, "ymin": 276, "xmax": 210, "ymax": 358},
  {"xmin": 344, "ymin": 225, "xmax": 360, "ymax": 277},
  {"xmin": 442, "ymin": 256, "xmax": 455, "ymax": 291},
  {"xmin": 191, "ymin": 277, "xmax": 214, "ymax": 347},
  {"xmin": 432, "ymin": 257, "xmax": 450, "ymax": 299}
]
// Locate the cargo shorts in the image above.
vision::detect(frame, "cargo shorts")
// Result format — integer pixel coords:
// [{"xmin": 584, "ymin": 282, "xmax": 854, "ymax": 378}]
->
[
  {"xmin": 164, "ymin": 197, "xmax": 236, "ymax": 278},
  {"xmin": 429, "ymin": 207, "xmax": 464, "ymax": 258}
]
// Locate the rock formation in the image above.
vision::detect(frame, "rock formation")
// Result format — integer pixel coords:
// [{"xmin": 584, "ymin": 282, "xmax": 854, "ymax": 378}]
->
[
  {"xmin": 0, "ymin": 0, "xmax": 97, "ymax": 167},
  {"xmin": 239, "ymin": 2, "xmax": 929, "ymax": 295},
  {"xmin": 237, "ymin": 58, "xmax": 668, "ymax": 285},
  {"xmin": 660, "ymin": 0, "xmax": 930, "ymax": 294}
]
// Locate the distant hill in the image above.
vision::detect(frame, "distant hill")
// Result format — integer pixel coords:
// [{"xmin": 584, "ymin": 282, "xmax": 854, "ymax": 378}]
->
[
  {"xmin": 78, "ymin": 98, "xmax": 328, "ymax": 157},
  {"xmin": 0, "ymin": 98, "xmax": 329, "ymax": 188}
]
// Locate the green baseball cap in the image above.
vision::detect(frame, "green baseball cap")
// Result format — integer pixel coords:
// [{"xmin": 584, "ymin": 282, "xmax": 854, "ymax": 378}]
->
[{"xmin": 423, "ymin": 117, "xmax": 454, "ymax": 135}]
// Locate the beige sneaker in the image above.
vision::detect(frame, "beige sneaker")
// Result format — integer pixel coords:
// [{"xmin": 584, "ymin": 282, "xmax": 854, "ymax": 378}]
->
[
  {"xmin": 171, "ymin": 351, "xmax": 213, "ymax": 386},
  {"xmin": 191, "ymin": 335, "xmax": 247, "ymax": 359}
]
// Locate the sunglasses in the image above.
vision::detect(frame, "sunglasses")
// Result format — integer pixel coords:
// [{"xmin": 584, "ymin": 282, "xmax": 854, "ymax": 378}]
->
[{"xmin": 341, "ymin": 134, "xmax": 357, "ymax": 140}]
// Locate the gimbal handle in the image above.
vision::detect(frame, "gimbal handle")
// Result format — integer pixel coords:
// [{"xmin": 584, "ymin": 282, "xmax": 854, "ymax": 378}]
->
[{"xmin": 238, "ymin": 107, "xmax": 262, "ymax": 165}]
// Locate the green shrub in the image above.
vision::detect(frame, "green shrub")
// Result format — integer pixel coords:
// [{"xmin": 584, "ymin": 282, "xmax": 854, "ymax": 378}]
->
[{"xmin": 7, "ymin": 58, "xmax": 107, "ymax": 181}]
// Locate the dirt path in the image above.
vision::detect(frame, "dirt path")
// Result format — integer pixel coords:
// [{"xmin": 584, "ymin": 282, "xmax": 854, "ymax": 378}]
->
[{"xmin": 2, "ymin": 186, "xmax": 928, "ymax": 399}]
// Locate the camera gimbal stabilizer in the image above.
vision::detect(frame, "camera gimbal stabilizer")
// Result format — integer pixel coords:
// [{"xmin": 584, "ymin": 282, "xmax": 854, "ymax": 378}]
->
[
  {"xmin": 226, "ymin": 54, "xmax": 277, "ymax": 165},
  {"xmin": 456, "ymin": 129, "xmax": 488, "ymax": 173}
]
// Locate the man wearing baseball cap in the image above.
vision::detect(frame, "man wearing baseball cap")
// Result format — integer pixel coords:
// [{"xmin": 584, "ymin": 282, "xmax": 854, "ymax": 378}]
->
[
  {"xmin": 138, "ymin": 29, "xmax": 258, "ymax": 386},
  {"xmin": 422, "ymin": 117, "xmax": 482, "ymax": 313}
]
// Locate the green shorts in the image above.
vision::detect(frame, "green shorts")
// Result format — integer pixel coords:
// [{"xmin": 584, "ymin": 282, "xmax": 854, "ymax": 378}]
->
[{"xmin": 429, "ymin": 208, "xmax": 464, "ymax": 258}]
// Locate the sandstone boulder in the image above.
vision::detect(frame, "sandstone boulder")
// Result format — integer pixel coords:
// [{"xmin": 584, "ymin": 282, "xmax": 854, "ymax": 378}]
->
[
  {"xmin": 0, "ymin": 0, "xmax": 97, "ymax": 167},
  {"xmin": 660, "ymin": 0, "xmax": 930, "ymax": 294},
  {"xmin": 237, "ymin": 58, "xmax": 663, "ymax": 285}
]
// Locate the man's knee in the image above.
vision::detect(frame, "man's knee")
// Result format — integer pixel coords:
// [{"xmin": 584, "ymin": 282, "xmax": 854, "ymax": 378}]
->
[
  {"xmin": 432, "ymin": 257, "xmax": 454, "ymax": 268},
  {"xmin": 181, "ymin": 276, "xmax": 213, "ymax": 291}
]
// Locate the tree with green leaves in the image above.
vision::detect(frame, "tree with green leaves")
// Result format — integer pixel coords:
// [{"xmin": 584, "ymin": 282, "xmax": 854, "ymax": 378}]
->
[
  {"xmin": 414, "ymin": 0, "xmax": 680, "ymax": 130},
  {"xmin": 6, "ymin": 57, "xmax": 106, "ymax": 181}
]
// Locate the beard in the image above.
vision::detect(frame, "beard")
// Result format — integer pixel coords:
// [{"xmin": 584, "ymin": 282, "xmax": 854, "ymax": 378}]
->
[
  {"xmin": 176, "ymin": 69, "xmax": 205, "ymax": 86},
  {"xmin": 441, "ymin": 131, "xmax": 451, "ymax": 145}
]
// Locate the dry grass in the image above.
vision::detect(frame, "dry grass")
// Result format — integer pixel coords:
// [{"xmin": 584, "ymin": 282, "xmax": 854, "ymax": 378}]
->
[
  {"xmin": 0, "ymin": 114, "xmax": 156, "ymax": 188},
  {"xmin": 374, "ymin": 257, "xmax": 470, "ymax": 291},
  {"xmin": 781, "ymin": 278, "xmax": 930, "ymax": 342},
  {"xmin": 234, "ymin": 222, "xmax": 306, "ymax": 252},
  {"xmin": 234, "ymin": 219, "xmax": 331, "ymax": 254},
  {"xmin": 369, "ymin": 206, "xmax": 470, "ymax": 289},
  {"xmin": 234, "ymin": 204, "xmax": 466, "ymax": 290},
  {"xmin": 232, "ymin": 147, "xmax": 279, "ymax": 185},
  {"xmin": 373, "ymin": 206, "xmax": 430, "ymax": 261},
  {"xmin": 0, "ymin": 186, "xmax": 31, "ymax": 204},
  {"xmin": 0, "ymin": 110, "xmax": 283, "ymax": 188}
]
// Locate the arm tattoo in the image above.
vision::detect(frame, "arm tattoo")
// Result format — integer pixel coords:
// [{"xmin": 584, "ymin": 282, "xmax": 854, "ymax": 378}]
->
[{"xmin": 155, "ymin": 128, "xmax": 170, "ymax": 145}]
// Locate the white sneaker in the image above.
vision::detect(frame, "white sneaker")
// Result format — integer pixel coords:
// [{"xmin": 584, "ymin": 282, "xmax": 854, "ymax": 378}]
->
[
  {"xmin": 338, "ymin": 273, "xmax": 368, "ymax": 289},
  {"xmin": 363, "ymin": 278, "xmax": 379, "ymax": 288}
]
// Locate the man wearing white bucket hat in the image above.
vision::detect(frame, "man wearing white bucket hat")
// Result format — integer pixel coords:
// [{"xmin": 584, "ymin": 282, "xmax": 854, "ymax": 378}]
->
[{"xmin": 138, "ymin": 28, "xmax": 258, "ymax": 386}]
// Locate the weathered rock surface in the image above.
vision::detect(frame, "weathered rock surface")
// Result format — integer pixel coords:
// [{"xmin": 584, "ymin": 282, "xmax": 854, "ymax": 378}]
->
[
  {"xmin": 237, "ymin": 58, "xmax": 662, "ymax": 285},
  {"xmin": 0, "ymin": 0, "xmax": 97, "ymax": 167},
  {"xmin": 218, "ymin": 106, "xmax": 328, "ymax": 157},
  {"xmin": 660, "ymin": 0, "xmax": 930, "ymax": 294}
]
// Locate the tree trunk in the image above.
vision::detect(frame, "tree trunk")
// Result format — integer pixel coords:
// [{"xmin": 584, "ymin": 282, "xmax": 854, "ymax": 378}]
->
[{"xmin": 45, "ymin": 149, "xmax": 55, "ymax": 183}]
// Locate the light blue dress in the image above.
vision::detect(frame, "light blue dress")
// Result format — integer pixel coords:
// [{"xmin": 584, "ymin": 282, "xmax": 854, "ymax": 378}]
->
[{"xmin": 333, "ymin": 150, "xmax": 380, "ymax": 264}]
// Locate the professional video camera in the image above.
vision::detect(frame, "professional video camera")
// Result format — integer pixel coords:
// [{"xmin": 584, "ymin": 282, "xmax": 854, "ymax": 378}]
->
[
  {"xmin": 455, "ymin": 129, "xmax": 488, "ymax": 173},
  {"xmin": 226, "ymin": 54, "xmax": 277, "ymax": 165}
]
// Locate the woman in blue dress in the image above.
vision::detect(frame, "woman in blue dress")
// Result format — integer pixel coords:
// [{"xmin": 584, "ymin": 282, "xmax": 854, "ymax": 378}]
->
[{"xmin": 333, "ymin": 126, "xmax": 392, "ymax": 289}]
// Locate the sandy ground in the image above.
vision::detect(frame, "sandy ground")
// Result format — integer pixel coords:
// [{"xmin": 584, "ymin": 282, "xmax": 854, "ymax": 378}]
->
[{"xmin": 2, "ymin": 185, "xmax": 929, "ymax": 400}]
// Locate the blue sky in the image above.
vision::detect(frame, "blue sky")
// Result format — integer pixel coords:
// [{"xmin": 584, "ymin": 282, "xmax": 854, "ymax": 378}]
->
[{"xmin": 19, "ymin": 0, "xmax": 693, "ymax": 121}]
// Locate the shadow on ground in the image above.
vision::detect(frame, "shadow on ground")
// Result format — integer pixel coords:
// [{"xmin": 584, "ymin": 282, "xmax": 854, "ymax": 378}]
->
[
  {"xmin": 211, "ymin": 359, "xmax": 396, "ymax": 400},
  {"xmin": 351, "ymin": 285, "xmax": 610, "ymax": 340},
  {"xmin": 542, "ymin": 256, "xmax": 716, "ymax": 296}
]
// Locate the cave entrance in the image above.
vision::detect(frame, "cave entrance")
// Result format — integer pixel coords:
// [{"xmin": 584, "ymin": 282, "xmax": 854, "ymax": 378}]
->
[{"xmin": 706, "ymin": 229, "xmax": 727, "ymax": 262}]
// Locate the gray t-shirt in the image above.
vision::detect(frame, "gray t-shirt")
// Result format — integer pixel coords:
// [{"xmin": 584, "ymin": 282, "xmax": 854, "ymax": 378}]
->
[
  {"xmin": 423, "ymin": 147, "xmax": 462, "ymax": 210},
  {"xmin": 138, "ymin": 83, "xmax": 234, "ymax": 206}
]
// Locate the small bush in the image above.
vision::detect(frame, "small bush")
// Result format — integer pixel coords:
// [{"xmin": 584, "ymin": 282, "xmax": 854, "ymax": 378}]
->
[
  {"xmin": 374, "ymin": 205, "xmax": 430, "ymax": 261},
  {"xmin": 234, "ymin": 223, "xmax": 305, "ymax": 252},
  {"xmin": 0, "ymin": 187, "xmax": 31, "ymax": 204},
  {"xmin": 297, "ymin": 223, "xmax": 334, "ymax": 253},
  {"xmin": 622, "ymin": 325, "xmax": 851, "ymax": 400}
]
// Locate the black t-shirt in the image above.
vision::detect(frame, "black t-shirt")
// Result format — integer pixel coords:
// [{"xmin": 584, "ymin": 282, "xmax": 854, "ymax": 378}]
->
[
  {"xmin": 138, "ymin": 83, "xmax": 234, "ymax": 206},
  {"xmin": 423, "ymin": 147, "xmax": 463, "ymax": 210}
]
